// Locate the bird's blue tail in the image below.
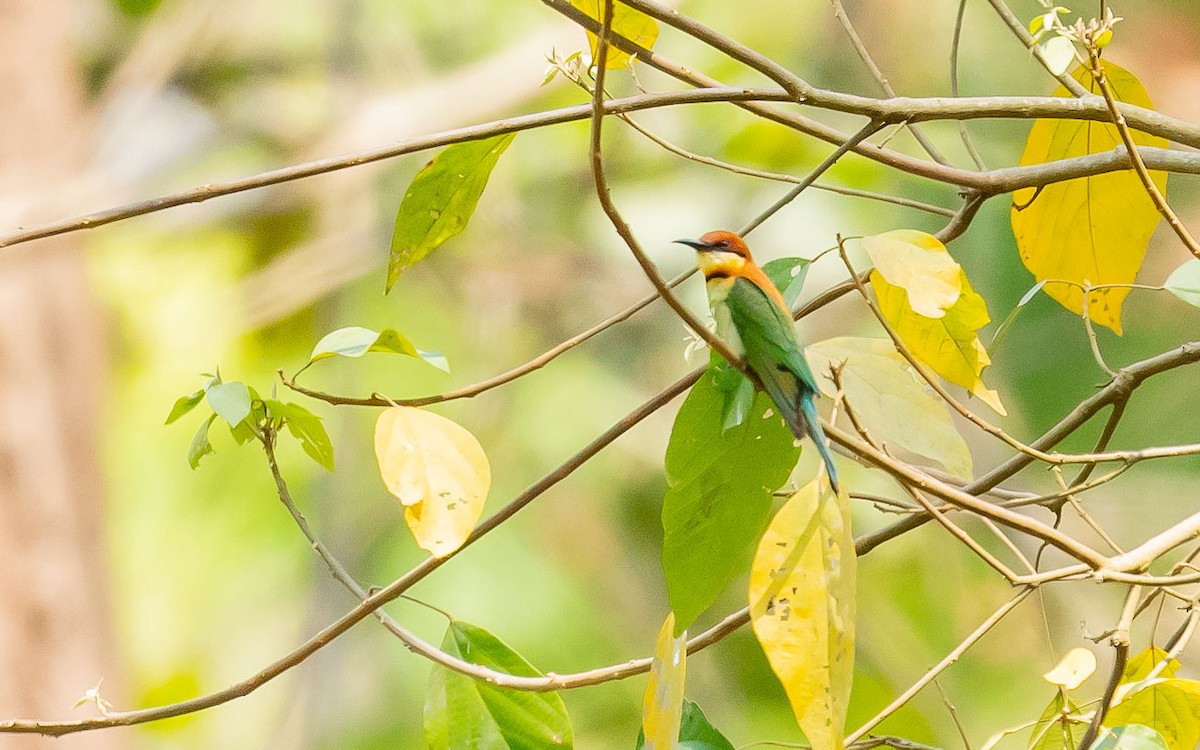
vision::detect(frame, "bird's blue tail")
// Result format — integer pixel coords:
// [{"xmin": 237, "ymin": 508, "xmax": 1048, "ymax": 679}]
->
[{"xmin": 799, "ymin": 392, "xmax": 840, "ymax": 493}]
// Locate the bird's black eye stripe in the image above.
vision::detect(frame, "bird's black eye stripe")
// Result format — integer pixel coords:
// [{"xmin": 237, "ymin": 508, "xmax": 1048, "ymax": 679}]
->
[{"xmin": 714, "ymin": 239, "xmax": 729, "ymax": 248}]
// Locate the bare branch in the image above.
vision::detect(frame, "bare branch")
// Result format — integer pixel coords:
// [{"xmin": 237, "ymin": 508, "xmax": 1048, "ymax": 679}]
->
[{"xmin": 845, "ymin": 588, "xmax": 1036, "ymax": 744}]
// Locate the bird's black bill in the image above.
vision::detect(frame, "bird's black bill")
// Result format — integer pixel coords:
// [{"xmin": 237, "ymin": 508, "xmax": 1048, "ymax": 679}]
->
[{"xmin": 674, "ymin": 238, "xmax": 707, "ymax": 250}]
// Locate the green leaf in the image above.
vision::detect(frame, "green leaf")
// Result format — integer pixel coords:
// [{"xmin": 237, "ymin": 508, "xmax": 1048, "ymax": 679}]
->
[
  {"xmin": 1104, "ymin": 679, "xmax": 1200, "ymax": 750},
  {"xmin": 1028, "ymin": 692, "xmax": 1085, "ymax": 750},
  {"xmin": 206, "ymin": 381, "xmax": 252, "ymax": 427},
  {"xmin": 115, "ymin": 0, "xmax": 163, "ymax": 15},
  {"xmin": 1091, "ymin": 725, "xmax": 1171, "ymax": 750},
  {"xmin": 388, "ymin": 134, "xmax": 516, "ymax": 291},
  {"xmin": 165, "ymin": 390, "xmax": 205, "ymax": 425},
  {"xmin": 308, "ymin": 326, "xmax": 449, "ymax": 372},
  {"xmin": 636, "ymin": 700, "xmax": 736, "ymax": 750},
  {"xmin": 761, "ymin": 257, "xmax": 812, "ymax": 311},
  {"xmin": 1164, "ymin": 260, "xmax": 1200, "ymax": 308},
  {"xmin": 1122, "ymin": 647, "xmax": 1179, "ymax": 683},
  {"xmin": 424, "ymin": 621, "xmax": 573, "ymax": 749},
  {"xmin": 266, "ymin": 400, "xmax": 335, "ymax": 472},
  {"xmin": 662, "ymin": 367, "xmax": 801, "ymax": 632},
  {"xmin": 188, "ymin": 414, "xmax": 217, "ymax": 470}
]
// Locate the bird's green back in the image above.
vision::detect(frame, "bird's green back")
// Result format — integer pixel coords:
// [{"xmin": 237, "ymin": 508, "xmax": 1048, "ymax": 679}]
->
[{"xmin": 721, "ymin": 276, "xmax": 819, "ymax": 395}]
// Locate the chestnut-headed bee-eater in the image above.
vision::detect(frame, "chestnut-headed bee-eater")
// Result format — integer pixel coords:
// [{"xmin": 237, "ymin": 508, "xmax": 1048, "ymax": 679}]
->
[{"xmin": 676, "ymin": 230, "xmax": 839, "ymax": 492}]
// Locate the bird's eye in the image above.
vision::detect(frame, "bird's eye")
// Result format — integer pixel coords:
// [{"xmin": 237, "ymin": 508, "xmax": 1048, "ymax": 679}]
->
[{"xmin": 714, "ymin": 239, "xmax": 729, "ymax": 248}]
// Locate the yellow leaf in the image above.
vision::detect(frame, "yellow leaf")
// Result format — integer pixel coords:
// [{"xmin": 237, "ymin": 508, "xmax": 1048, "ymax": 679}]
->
[
  {"xmin": 642, "ymin": 612, "xmax": 687, "ymax": 750},
  {"xmin": 871, "ymin": 264, "xmax": 1006, "ymax": 415},
  {"xmin": 570, "ymin": 0, "xmax": 659, "ymax": 69},
  {"xmin": 749, "ymin": 480, "xmax": 855, "ymax": 750},
  {"xmin": 374, "ymin": 407, "xmax": 490, "ymax": 558},
  {"xmin": 1043, "ymin": 647, "xmax": 1097, "ymax": 690},
  {"xmin": 807, "ymin": 337, "xmax": 973, "ymax": 478},
  {"xmin": 1011, "ymin": 61, "xmax": 1167, "ymax": 334},
  {"xmin": 1104, "ymin": 678, "xmax": 1200, "ymax": 750},
  {"xmin": 863, "ymin": 230, "xmax": 963, "ymax": 318},
  {"xmin": 1122, "ymin": 647, "xmax": 1180, "ymax": 684}
]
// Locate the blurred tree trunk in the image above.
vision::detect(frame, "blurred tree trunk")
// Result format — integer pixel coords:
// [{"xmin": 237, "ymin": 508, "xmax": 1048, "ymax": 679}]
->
[{"xmin": 0, "ymin": 0, "xmax": 124, "ymax": 747}]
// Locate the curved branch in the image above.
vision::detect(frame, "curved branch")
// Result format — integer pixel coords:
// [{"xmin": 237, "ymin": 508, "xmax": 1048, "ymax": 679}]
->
[
  {"xmin": 856, "ymin": 341, "xmax": 1200, "ymax": 556},
  {"xmin": 0, "ymin": 87, "xmax": 788, "ymax": 249},
  {"xmin": 283, "ymin": 268, "xmax": 694, "ymax": 407},
  {"xmin": 0, "ymin": 364, "xmax": 701, "ymax": 736},
  {"xmin": 589, "ymin": 0, "xmax": 746, "ymax": 371}
]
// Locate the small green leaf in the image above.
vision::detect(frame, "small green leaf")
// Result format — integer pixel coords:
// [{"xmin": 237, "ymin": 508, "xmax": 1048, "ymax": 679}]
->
[
  {"xmin": 1164, "ymin": 260, "xmax": 1200, "ymax": 308},
  {"xmin": 761, "ymin": 256, "xmax": 812, "ymax": 311},
  {"xmin": 188, "ymin": 414, "xmax": 217, "ymax": 470},
  {"xmin": 266, "ymin": 400, "xmax": 335, "ymax": 472},
  {"xmin": 662, "ymin": 367, "xmax": 801, "ymax": 632},
  {"xmin": 1091, "ymin": 725, "xmax": 1170, "ymax": 750},
  {"xmin": 308, "ymin": 326, "xmax": 449, "ymax": 372},
  {"xmin": 206, "ymin": 381, "xmax": 252, "ymax": 427},
  {"xmin": 636, "ymin": 700, "xmax": 735, "ymax": 750},
  {"xmin": 1028, "ymin": 691, "xmax": 1084, "ymax": 750},
  {"xmin": 424, "ymin": 621, "xmax": 573, "ymax": 749},
  {"xmin": 165, "ymin": 390, "xmax": 205, "ymax": 425},
  {"xmin": 388, "ymin": 134, "xmax": 516, "ymax": 291},
  {"xmin": 990, "ymin": 280, "xmax": 1047, "ymax": 354}
]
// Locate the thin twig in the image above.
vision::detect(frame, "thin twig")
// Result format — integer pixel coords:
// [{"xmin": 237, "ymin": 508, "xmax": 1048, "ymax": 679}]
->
[
  {"xmin": 837, "ymin": 238, "xmax": 1055, "ymax": 462},
  {"xmin": 950, "ymin": 0, "xmax": 988, "ymax": 170},
  {"xmin": 739, "ymin": 119, "xmax": 885, "ymax": 236},
  {"xmin": 845, "ymin": 588, "xmax": 1036, "ymax": 744},
  {"xmin": 0, "ymin": 88, "xmax": 788, "ymax": 249},
  {"xmin": 829, "ymin": 0, "xmax": 952, "ymax": 166},
  {"xmin": 0, "ymin": 364, "xmax": 703, "ymax": 735},
  {"xmin": 263, "ymin": 432, "xmax": 746, "ymax": 692},
  {"xmin": 1077, "ymin": 586, "xmax": 1139, "ymax": 750},
  {"xmin": 589, "ymin": 0, "xmax": 747, "ymax": 371},
  {"xmin": 617, "ymin": 113, "xmax": 957, "ymax": 216},
  {"xmin": 1088, "ymin": 48, "xmax": 1200, "ymax": 260},
  {"xmin": 856, "ymin": 341, "xmax": 1200, "ymax": 556},
  {"xmin": 982, "ymin": 0, "xmax": 1090, "ymax": 95},
  {"xmin": 282, "ymin": 268, "xmax": 694, "ymax": 407}
]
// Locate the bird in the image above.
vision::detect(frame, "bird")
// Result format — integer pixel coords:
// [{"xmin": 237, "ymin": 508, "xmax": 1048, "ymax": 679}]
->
[{"xmin": 675, "ymin": 230, "xmax": 839, "ymax": 492}]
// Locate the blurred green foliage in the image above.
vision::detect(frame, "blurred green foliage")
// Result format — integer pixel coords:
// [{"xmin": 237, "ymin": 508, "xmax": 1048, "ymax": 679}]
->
[{"xmin": 71, "ymin": 0, "xmax": 1200, "ymax": 747}]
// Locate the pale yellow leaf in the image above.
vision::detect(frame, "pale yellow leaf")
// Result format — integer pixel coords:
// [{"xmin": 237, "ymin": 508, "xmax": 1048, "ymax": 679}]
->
[
  {"xmin": 807, "ymin": 336, "xmax": 973, "ymax": 478},
  {"xmin": 374, "ymin": 406, "xmax": 491, "ymax": 558},
  {"xmin": 863, "ymin": 230, "xmax": 962, "ymax": 318},
  {"xmin": 1043, "ymin": 647, "xmax": 1097, "ymax": 690},
  {"xmin": 1038, "ymin": 36, "xmax": 1077, "ymax": 77},
  {"xmin": 749, "ymin": 480, "xmax": 855, "ymax": 750},
  {"xmin": 1011, "ymin": 61, "xmax": 1167, "ymax": 334},
  {"xmin": 570, "ymin": 0, "xmax": 659, "ymax": 69},
  {"xmin": 642, "ymin": 612, "xmax": 687, "ymax": 750},
  {"xmin": 872, "ymin": 265, "xmax": 1006, "ymax": 415}
]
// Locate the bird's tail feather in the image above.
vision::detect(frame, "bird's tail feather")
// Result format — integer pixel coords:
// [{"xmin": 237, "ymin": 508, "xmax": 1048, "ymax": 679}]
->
[
  {"xmin": 799, "ymin": 392, "xmax": 840, "ymax": 493},
  {"xmin": 760, "ymin": 373, "xmax": 840, "ymax": 493}
]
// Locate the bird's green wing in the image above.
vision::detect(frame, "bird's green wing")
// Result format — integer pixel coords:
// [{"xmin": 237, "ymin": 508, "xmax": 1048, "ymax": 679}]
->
[{"xmin": 723, "ymin": 276, "xmax": 819, "ymax": 394}]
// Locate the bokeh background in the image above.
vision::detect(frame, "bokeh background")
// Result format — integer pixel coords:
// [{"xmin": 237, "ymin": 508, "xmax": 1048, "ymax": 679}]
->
[{"xmin": 3, "ymin": 0, "xmax": 1200, "ymax": 747}]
